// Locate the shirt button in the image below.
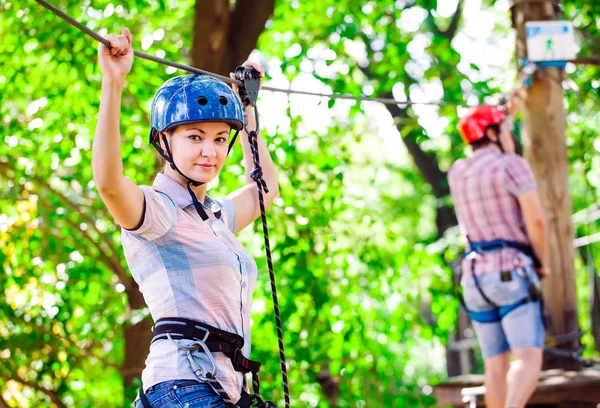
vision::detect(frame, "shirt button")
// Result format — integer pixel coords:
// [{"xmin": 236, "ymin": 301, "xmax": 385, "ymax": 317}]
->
[{"xmin": 242, "ymin": 282, "xmax": 247, "ymax": 289}]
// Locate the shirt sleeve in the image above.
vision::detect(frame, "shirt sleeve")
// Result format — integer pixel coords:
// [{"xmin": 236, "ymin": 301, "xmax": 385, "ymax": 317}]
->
[
  {"xmin": 219, "ymin": 198, "xmax": 237, "ymax": 233},
  {"xmin": 503, "ymin": 155, "xmax": 537, "ymax": 196},
  {"xmin": 122, "ymin": 187, "xmax": 176, "ymax": 241}
]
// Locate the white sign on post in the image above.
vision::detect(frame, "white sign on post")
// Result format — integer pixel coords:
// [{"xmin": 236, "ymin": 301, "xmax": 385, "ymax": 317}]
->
[{"xmin": 525, "ymin": 21, "xmax": 576, "ymax": 62}]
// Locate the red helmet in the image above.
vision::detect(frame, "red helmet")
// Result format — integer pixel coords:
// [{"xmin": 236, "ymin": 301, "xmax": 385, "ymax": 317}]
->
[{"xmin": 458, "ymin": 106, "xmax": 505, "ymax": 144}]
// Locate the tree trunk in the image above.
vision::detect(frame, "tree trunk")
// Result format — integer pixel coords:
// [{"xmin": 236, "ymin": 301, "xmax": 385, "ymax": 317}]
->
[
  {"xmin": 511, "ymin": 1, "xmax": 581, "ymax": 369},
  {"xmin": 592, "ymin": 272, "xmax": 600, "ymax": 351},
  {"xmin": 191, "ymin": 0, "xmax": 231, "ymax": 74},
  {"xmin": 122, "ymin": 283, "xmax": 153, "ymax": 387},
  {"xmin": 191, "ymin": 0, "xmax": 276, "ymax": 75}
]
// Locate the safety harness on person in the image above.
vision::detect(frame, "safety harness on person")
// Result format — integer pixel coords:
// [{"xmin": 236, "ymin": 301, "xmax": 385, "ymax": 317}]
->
[
  {"xmin": 462, "ymin": 239, "xmax": 543, "ymax": 323},
  {"xmin": 456, "ymin": 106, "xmax": 544, "ymax": 324},
  {"xmin": 138, "ymin": 318, "xmax": 272, "ymax": 408},
  {"xmin": 138, "ymin": 72, "xmax": 275, "ymax": 408}
]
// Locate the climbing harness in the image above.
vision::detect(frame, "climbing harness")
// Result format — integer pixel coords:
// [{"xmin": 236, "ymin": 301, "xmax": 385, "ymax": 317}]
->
[
  {"xmin": 458, "ymin": 240, "xmax": 591, "ymax": 365},
  {"xmin": 138, "ymin": 318, "xmax": 275, "ymax": 408},
  {"xmin": 459, "ymin": 240, "xmax": 542, "ymax": 324}
]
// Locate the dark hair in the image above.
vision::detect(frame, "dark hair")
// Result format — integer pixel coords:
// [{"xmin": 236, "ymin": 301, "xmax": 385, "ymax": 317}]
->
[
  {"xmin": 470, "ymin": 124, "xmax": 500, "ymax": 150},
  {"xmin": 154, "ymin": 129, "xmax": 174, "ymax": 174}
]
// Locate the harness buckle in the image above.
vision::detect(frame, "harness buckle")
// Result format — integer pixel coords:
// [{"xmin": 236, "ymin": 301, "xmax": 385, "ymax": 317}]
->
[
  {"xmin": 166, "ymin": 330, "xmax": 218, "ymax": 379},
  {"xmin": 233, "ymin": 347, "xmax": 248, "ymax": 371}
]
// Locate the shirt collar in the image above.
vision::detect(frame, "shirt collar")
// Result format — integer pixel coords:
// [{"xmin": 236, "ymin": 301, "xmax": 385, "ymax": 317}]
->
[
  {"xmin": 152, "ymin": 173, "xmax": 222, "ymax": 215},
  {"xmin": 474, "ymin": 146, "xmax": 501, "ymax": 157}
]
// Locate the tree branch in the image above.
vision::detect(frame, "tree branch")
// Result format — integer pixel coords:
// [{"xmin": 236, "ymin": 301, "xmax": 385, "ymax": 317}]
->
[
  {"xmin": 227, "ymin": 0, "xmax": 276, "ymax": 67},
  {"xmin": 37, "ymin": 199, "xmax": 131, "ymax": 286},
  {"xmin": 425, "ymin": 0, "xmax": 465, "ymax": 40},
  {"xmin": 444, "ymin": 0, "xmax": 465, "ymax": 39},
  {"xmin": 46, "ymin": 227, "xmax": 118, "ymax": 280},
  {"xmin": 0, "ymin": 162, "xmax": 121, "ymax": 273},
  {"xmin": 568, "ymin": 57, "xmax": 600, "ymax": 67},
  {"xmin": 0, "ymin": 373, "xmax": 66, "ymax": 408},
  {"xmin": 0, "ymin": 162, "xmax": 130, "ymax": 288},
  {"xmin": 4, "ymin": 315, "xmax": 120, "ymax": 370},
  {"xmin": 379, "ymin": 92, "xmax": 449, "ymax": 198}
]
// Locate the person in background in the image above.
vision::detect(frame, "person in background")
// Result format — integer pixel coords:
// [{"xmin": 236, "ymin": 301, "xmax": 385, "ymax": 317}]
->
[{"xmin": 448, "ymin": 92, "xmax": 549, "ymax": 408}]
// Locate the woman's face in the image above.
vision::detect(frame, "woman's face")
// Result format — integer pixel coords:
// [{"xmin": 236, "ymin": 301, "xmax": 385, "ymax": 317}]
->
[{"xmin": 162, "ymin": 121, "xmax": 232, "ymax": 183}]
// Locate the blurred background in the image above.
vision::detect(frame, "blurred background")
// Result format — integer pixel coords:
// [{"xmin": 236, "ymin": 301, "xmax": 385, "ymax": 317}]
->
[{"xmin": 0, "ymin": 0, "xmax": 599, "ymax": 406}]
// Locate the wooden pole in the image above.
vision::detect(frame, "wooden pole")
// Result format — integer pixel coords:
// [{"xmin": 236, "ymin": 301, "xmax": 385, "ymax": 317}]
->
[{"xmin": 510, "ymin": 1, "xmax": 581, "ymax": 368}]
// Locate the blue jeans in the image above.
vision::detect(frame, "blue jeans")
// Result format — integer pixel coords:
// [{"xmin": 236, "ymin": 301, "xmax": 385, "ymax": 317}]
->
[
  {"xmin": 135, "ymin": 380, "xmax": 226, "ymax": 408},
  {"xmin": 462, "ymin": 267, "xmax": 544, "ymax": 359}
]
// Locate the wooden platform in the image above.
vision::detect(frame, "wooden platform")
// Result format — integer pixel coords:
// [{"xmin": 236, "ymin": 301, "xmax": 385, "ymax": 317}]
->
[{"xmin": 434, "ymin": 369, "xmax": 600, "ymax": 407}]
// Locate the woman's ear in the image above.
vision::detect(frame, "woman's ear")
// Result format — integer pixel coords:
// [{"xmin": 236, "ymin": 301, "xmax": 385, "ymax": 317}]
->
[
  {"xmin": 485, "ymin": 127, "xmax": 498, "ymax": 142},
  {"xmin": 158, "ymin": 131, "xmax": 169, "ymax": 150}
]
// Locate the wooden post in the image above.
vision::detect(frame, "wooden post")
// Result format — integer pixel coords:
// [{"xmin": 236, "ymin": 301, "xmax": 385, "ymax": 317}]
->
[{"xmin": 510, "ymin": 0, "xmax": 581, "ymax": 368}]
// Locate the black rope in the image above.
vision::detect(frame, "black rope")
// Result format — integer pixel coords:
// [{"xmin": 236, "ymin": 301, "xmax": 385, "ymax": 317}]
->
[
  {"xmin": 32, "ymin": 0, "xmax": 236, "ymax": 84},
  {"xmin": 245, "ymin": 108, "xmax": 290, "ymax": 408},
  {"xmin": 33, "ymin": 0, "xmax": 471, "ymax": 108}
]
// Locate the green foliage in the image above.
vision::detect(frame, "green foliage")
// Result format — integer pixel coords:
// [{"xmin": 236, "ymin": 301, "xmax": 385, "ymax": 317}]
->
[{"xmin": 0, "ymin": 0, "xmax": 599, "ymax": 407}]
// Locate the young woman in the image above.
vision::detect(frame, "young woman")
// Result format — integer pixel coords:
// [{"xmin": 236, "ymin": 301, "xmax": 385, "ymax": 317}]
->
[{"xmin": 93, "ymin": 28, "xmax": 279, "ymax": 408}]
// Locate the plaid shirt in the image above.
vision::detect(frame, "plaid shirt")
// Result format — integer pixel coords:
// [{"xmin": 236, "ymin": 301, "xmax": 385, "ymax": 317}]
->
[
  {"xmin": 448, "ymin": 147, "xmax": 538, "ymax": 276},
  {"xmin": 121, "ymin": 173, "xmax": 257, "ymax": 401}
]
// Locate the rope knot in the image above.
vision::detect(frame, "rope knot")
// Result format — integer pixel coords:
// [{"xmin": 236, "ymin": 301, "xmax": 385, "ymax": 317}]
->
[
  {"xmin": 250, "ymin": 166, "xmax": 269, "ymax": 193},
  {"xmin": 250, "ymin": 166, "xmax": 263, "ymax": 181}
]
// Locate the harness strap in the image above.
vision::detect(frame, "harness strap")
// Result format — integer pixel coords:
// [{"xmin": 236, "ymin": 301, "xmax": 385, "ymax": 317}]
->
[
  {"xmin": 152, "ymin": 318, "xmax": 262, "ymax": 373},
  {"xmin": 468, "ymin": 239, "xmax": 541, "ymax": 268},
  {"xmin": 468, "ymin": 295, "xmax": 534, "ymax": 323},
  {"xmin": 457, "ymin": 237, "xmax": 544, "ymax": 323},
  {"xmin": 463, "ymin": 262, "xmax": 542, "ymax": 324},
  {"xmin": 472, "ymin": 261, "xmax": 498, "ymax": 309},
  {"xmin": 139, "ymin": 317, "xmax": 274, "ymax": 408}
]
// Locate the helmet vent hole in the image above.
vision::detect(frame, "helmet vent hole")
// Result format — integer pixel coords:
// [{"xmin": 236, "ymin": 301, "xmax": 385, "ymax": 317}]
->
[
  {"xmin": 197, "ymin": 96, "xmax": 208, "ymax": 106},
  {"xmin": 219, "ymin": 96, "xmax": 228, "ymax": 105}
]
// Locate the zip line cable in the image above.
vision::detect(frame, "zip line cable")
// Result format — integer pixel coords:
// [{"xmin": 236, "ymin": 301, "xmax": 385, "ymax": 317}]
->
[{"xmin": 34, "ymin": 0, "xmax": 472, "ymax": 108}]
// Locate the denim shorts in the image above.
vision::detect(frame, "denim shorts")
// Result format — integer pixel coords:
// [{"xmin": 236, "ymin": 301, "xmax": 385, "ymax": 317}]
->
[
  {"xmin": 462, "ymin": 267, "xmax": 544, "ymax": 359},
  {"xmin": 134, "ymin": 380, "xmax": 226, "ymax": 408}
]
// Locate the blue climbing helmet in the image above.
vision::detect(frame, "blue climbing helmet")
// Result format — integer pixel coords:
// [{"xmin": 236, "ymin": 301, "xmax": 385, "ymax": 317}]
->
[
  {"xmin": 148, "ymin": 74, "xmax": 245, "ymax": 193},
  {"xmin": 149, "ymin": 74, "xmax": 244, "ymax": 144}
]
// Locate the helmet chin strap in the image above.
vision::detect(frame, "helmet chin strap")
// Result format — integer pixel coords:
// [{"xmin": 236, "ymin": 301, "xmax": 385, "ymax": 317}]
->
[{"xmin": 157, "ymin": 133, "xmax": 213, "ymax": 221}]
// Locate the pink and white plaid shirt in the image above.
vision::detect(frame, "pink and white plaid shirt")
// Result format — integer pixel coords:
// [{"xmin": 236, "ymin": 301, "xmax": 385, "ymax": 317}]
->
[
  {"xmin": 121, "ymin": 173, "xmax": 257, "ymax": 401},
  {"xmin": 448, "ymin": 147, "xmax": 538, "ymax": 276}
]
